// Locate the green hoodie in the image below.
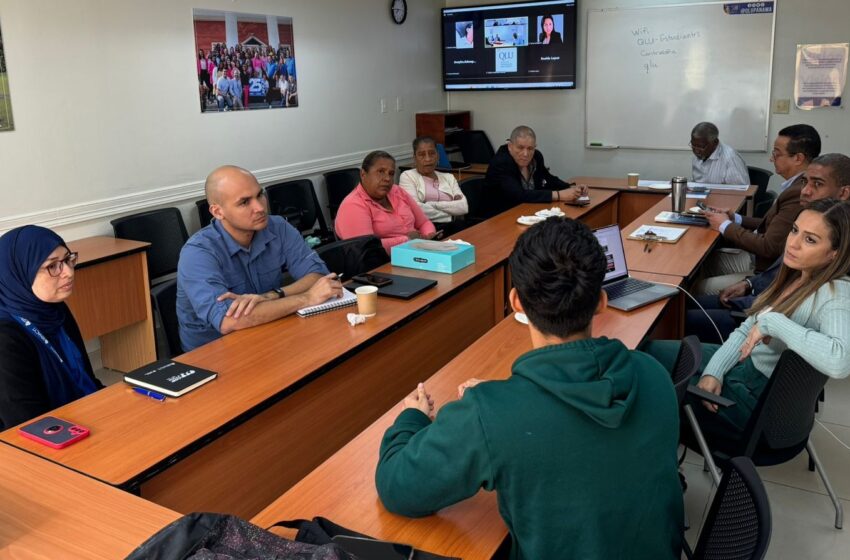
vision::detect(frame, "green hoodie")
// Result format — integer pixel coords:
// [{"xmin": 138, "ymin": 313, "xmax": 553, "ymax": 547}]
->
[{"xmin": 377, "ymin": 337, "xmax": 683, "ymax": 560}]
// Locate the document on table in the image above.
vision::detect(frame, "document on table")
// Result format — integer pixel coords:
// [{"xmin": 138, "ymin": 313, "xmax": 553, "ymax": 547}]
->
[{"xmin": 638, "ymin": 179, "xmax": 749, "ymax": 191}]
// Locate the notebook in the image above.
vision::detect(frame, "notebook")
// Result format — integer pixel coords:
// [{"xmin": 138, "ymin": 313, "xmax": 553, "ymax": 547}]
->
[
  {"xmin": 594, "ymin": 224, "xmax": 679, "ymax": 312},
  {"xmin": 296, "ymin": 287, "xmax": 357, "ymax": 317},
  {"xmin": 654, "ymin": 211, "xmax": 709, "ymax": 227},
  {"xmin": 348, "ymin": 273, "xmax": 437, "ymax": 300},
  {"xmin": 124, "ymin": 360, "xmax": 217, "ymax": 397},
  {"xmin": 627, "ymin": 224, "xmax": 687, "ymax": 243}
]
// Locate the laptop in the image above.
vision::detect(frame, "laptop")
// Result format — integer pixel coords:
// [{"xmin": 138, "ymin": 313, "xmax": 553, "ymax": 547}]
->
[
  {"xmin": 593, "ymin": 224, "xmax": 679, "ymax": 312},
  {"xmin": 347, "ymin": 272, "xmax": 437, "ymax": 300}
]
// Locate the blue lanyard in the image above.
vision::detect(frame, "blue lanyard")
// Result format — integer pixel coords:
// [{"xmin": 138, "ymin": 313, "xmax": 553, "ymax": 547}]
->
[{"xmin": 13, "ymin": 315, "xmax": 66, "ymax": 364}]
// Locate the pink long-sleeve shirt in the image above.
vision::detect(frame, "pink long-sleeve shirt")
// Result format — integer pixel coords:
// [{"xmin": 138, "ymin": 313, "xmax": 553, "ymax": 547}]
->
[{"xmin": 334, "ymin": 184, "xmax": 436, "ymax": 253}]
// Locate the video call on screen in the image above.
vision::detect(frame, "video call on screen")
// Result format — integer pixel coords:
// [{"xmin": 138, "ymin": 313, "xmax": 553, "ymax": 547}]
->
[{"xmin": 442, "ymin": 0, "xmax": 577, "ymax": 90}]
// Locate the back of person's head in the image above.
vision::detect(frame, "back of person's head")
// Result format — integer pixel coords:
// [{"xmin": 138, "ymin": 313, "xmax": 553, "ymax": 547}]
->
[
  {"xmin": 811, "ymin": 153, "xmax": 850, "ymax": 189},
  {"xmin": 509, "ymin": 218, "xmax": 606, "ymax": 338},
  {"xmin": 509, "ymin": 125, "xmax": 536, "ymax": 143},
  {"xmin": 691, "ymin": 122, "xmax": 719, "ymax": 141},
  {"xmin": 778, "ymin": 124, "xmax": 821, "ymax": 162},
  {"xmin": 361, "ymin": 150, "xmax": 395, "ymax": 172}
]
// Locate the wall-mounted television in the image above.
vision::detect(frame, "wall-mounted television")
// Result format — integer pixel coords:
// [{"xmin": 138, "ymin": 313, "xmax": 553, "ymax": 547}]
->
[{"xmin": 442, "ymin": 0, "xmax": 577, "ymax": 91}]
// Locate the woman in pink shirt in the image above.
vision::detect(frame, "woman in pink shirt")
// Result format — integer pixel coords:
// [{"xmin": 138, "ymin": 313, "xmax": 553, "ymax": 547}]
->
[{"xmin": 335, "ymin": 151, "xmax": 437, "ymax": 254}]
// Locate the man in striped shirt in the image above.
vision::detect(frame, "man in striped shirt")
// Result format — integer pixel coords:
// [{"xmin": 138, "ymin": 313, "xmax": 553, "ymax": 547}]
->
[{"xmin": 689, "ymin": 122, "xmax": 750, "ymax": 185}]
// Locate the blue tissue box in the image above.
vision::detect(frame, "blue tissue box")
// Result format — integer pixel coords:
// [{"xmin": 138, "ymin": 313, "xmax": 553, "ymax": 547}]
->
[{"xmin": 391, "ymin": 240, "xmax": 475, "ymax": 274}]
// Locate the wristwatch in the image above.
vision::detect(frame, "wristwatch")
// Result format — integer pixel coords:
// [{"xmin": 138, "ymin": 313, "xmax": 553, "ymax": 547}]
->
[
  {"xmin": 744, "ymin": 278, "xmax": 753, "ymax": 294},
  {"xmin": 271, "ymin": 287, "xmax": 285, "ymax": 299}
]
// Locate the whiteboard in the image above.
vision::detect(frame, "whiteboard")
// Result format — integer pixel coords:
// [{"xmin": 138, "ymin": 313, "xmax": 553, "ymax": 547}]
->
[{"xmin": 585, "ymin": 2, "xmax": 776, "ymax": 151}]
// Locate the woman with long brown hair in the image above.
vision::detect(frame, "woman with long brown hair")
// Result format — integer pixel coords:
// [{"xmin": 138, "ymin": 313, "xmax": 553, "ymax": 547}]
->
[{"xmin": 646, "ymin": 198, "xmax": 850, "ymax": 434}]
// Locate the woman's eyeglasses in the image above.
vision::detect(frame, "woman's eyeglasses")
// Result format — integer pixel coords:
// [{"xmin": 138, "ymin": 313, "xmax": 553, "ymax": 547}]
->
[{"xmin": 45, "ymin": 252, "xmax": 79, "ymax": 277}]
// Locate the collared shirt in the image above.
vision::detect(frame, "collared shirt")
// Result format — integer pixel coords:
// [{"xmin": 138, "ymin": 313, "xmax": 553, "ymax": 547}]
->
[
  {"xmin": 691, "ymin": 141, "xmax": 749, "ymax": 185},
  {"xmin": 176, "ymin": 216, "xmax": 328, "ymax": 352},
  {"xmin": 334, "ymin": 184, "xmax": 436, "ymax": 253},
  {"xmin": 719, "ymin": 170, "xmax": 803, "ymax": 234},
  {"xmin": 520, "ymin": 159, "xmax": 538, "ymax": 191}
]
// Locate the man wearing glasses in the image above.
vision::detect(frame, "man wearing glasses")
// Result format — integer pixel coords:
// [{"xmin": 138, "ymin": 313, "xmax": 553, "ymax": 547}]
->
[
  {"xmin": 689, "ymin": 122, "xmax": 749, "ymax": 185},
  {"xmin": 177, "ymin": 166, "xmax": 342, "ymax": 352},
  {"xmin": 698, "ymin": 124, "xmax": 821, "ymax": 294}
]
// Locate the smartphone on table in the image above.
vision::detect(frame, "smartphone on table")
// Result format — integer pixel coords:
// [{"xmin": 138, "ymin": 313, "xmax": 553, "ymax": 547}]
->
[
  {"xmin": 18, "ymin": 416, "xmax": 90, "ymax": 449},
  {"xmin": 352, "ymin": 273, "xmax": 394, "ymax": 287}
]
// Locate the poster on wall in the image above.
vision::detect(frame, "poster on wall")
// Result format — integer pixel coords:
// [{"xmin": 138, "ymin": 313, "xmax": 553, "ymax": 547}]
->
[
  {"xmin": 794, "ymin": 43, "xmax": 848, "ymax": 110},
  {"xmin": 193, "ymin": 9, "xmax": 298, "ymax": 114},
  {"xmin": 0, "ymin": 17, "xmax": 15, "ymax": 132}
]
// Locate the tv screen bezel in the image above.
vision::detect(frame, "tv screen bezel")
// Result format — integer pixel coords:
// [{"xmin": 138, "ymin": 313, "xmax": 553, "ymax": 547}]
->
[{"xmin": 440, "ymin": 0, "xmax": 578, "ymax": 92}]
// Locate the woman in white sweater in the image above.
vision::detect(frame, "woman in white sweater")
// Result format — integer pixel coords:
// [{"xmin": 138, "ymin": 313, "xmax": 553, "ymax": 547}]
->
[
  {"xmin": 646, "ymin": 198, "xmax": 850, "ymax": 433},
  {"xmin": 399, "ymin": 136, "xmax": 469, "ymax": 236}
]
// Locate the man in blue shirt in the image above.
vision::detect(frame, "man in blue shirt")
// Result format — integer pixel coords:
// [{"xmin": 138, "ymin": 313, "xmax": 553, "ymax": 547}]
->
[{"xmin": 177, "ymin": 166, "xmax": 341, "ymax": 351}]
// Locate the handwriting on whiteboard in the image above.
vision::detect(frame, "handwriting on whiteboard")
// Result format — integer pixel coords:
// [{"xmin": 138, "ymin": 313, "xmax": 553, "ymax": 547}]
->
[{"xmin": 631, "ymin": 26, "xmax": 701, "ymax": 73}]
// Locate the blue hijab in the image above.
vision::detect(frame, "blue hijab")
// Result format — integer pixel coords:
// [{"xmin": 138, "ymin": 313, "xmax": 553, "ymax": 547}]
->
[{"xmin": 0, "ymin": 226, "xmax": 98, "ymax": 407}]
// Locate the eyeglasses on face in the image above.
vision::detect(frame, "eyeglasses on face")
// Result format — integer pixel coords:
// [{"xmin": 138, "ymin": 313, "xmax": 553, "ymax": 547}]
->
[{"xmin": 45, "ymin": 252, "xmax": 79, "ymax": 277}]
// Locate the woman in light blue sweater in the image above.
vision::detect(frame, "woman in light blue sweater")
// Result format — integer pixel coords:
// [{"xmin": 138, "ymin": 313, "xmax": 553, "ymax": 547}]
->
[{"xmin": 647, "ymin": 198, "xmax": 850, "ymax": 433}]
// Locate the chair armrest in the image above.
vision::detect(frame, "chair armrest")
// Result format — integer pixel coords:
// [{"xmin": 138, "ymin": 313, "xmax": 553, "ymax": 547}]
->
[{"xmin": 687, "ymin": 384, "xmax": 736, "ymax": 408}]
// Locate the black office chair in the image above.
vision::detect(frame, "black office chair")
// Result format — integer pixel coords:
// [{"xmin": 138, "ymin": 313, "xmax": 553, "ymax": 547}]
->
[
  {"xmin": 684, "ymin": 456, "xmax": 772, "ymax": 560},
  {"xmin": 748, "ymin": 166, "xmax": 774, "ymax": 218},
  {"xmin": 686, "ymin": 350, "xmax": 843, "ymax": 529},
  {"xmin": 150, "ymin": 279, "xmax": 182, "ymax": 358},
  {"xmin": 323, "ymin": 168, "xmax": 361, "ymax": 221},
  {"xmin": 460, "ymin": 176, "xmax": 506, "ymax": 222},
  {"xmin": 195, "ymin": 198, "xmax": 213, "ymax": 228},
  {"xmin": 753, "ymin": 190, "xmax": 777, "ymax": 219},
  {"xmin": 265, "ymin": 179, "xmax": 333, "ymax": 244},
  {"xmin": 315, "ymin": 235, "xmax": 389, "ymax": 278},
  {"xmin": 111, "ymin": 208, "xmax": 189, "ymax": 284},
  {"xmin": 451, "ymin": 130, "xmax": 496, "ymax": 164}
]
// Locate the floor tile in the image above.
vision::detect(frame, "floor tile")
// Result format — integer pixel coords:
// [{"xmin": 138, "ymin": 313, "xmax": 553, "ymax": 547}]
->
[{"xmin": 763, "ymin": 483, "xmax": 848, "ymax": 559}]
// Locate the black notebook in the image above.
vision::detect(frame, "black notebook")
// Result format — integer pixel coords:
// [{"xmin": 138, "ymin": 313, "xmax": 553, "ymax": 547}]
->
[{"xmin": 124, "ymin": 360, "xmax": 217, "ymax": 397}]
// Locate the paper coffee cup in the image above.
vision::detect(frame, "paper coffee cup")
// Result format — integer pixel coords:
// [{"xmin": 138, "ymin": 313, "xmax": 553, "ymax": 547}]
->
[
  {"xmin": 627, "ymin": 173, "xmax": 640, "ymax": 187},
  {"xmin": 355, "ymin": 285, "xmax": 378, "ymax": 317}
]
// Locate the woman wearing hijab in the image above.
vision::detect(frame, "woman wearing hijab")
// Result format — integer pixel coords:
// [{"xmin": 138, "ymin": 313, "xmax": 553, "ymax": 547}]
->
[{"xmin": 0, "ymin": 226, "xmax": 102, "ymax": 430}]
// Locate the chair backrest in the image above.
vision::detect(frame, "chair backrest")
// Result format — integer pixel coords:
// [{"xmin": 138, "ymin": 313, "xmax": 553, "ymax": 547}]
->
[
  {"xmin": 753, "ymin": 190, "xmax": 776, "ymax": 219},
  {"xmin": 460, "ymin": 176, "xmax": 505, "ymax": 221},
  {"xmin": 747, "ymin": 166, "xmax": 773, "ymax": 197},
  {"xmin": 323, "ymin": 168, "xmax": 361, "ymax": 220},
  {"xmin": 743, "ymin": 350, "xmax": 829, "ymax": 456},
  {"xmin": 671, "ymin": 336, "xmax": 702, "ymax": 406},
  {"xmin": 110, "ymin": 208, "xmax": 189, "ymax": 282},
  {"xmin": 265, "ymin": 179, "xmax": 328, "ymax": 235},
  {"xmin": 693, "ymin": 456, "xmax": 772, "ymax": 560},
  {"xmin": 315, "ymin": 235, "xmax": 389, "ymax": 278},
  {"xmin": 453, "ymin": 130, "xmax": 496, "ymax": 164},
  {"xmin": 436, "ymin": 143, "xmax": 452, "ymax": 169},
  {"xmin": 195, "ymin": 198, "xmax": 213, "ymax": 228},
  {"xmin": 150, "ymin": 279, "xmax": 182, "ymax": 358}
]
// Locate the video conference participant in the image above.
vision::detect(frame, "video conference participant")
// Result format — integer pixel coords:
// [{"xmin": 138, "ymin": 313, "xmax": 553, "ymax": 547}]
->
[
  {"xmin": 335, "ymin": 151, "xmax": 437, "ymax": 254},
  {"xmin": 486, "ymin": 125, "xmax": 587, "ymax": 212},
  {"xmin": 687, "ymin": 153, "xmax": 850, "ymax": 342},
  {"xmin": 399, "ymin": 136, "xmax": 468, "ymax": 236},
  {"xmin": 177, "ymin": 166, "xmax": 341, "ymax": 352},
  {"xmin": 376, "ymin": 218, "xmax": 683, "ymax": 559},
  {"xmin": 538, "ymin": 14, "xmax": 562, "ymax": 44},
  {"xmin": 647, "ymin": 199, "xmax": 850, "ymax": 438},
  {"xmin": 0, "ymin": 226, "xmax": 102, "ymax": 430},
  {"xmin": 698, "ymin": 124, "xmax": 821, "ymax": 294},
  {"xmin": 689, "ymin": 122, "xmax": 749, "ymax": 185}
]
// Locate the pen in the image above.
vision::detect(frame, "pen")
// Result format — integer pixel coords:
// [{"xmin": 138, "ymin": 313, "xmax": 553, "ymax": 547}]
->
[
  {"xmin": 133, "ymin": 387, "xmax": 167, "ymax": 402},
  {"xmin": 335, "ymin": 273, "xmax": 344, "ymax": 282}
]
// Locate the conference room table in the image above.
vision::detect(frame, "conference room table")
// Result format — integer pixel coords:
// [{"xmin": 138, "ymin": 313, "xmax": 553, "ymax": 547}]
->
[
  {"xmin": 251, "ymin": 275, "xmax": 681, "ymax": 560},
  {"xmin": 0, "ymin": 443, "xmax": 179, "ymax": 559},
  {"xmin": 0, "ymin": 189, "xmax": 620, "ymax": 520},
  {"xmin": 570, "ymin": 176, "xmax": 757, "ymax": 226}
]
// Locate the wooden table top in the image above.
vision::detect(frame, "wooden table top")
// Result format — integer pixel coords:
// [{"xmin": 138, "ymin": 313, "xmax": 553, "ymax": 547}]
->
[
  {"xmin": 621, "ymin": 191, "xmax": 747, "ymax": 278},
  {"xmin": 0, "ymin": 194, "xmax": 619, "ymax": 488},
  {"xmin": 0, "ymin": 443, "xmax": 179, "ymax": 559},
  {"xmin": 67, "ymin": 236, "xmax": 150, "ymax": 268},
  {"xmin": 252, "ymin": 271, "xmax": 679, "ymax": 560},
  {"xmin": 570, "ymin": 176, "xmax": 758, "ymax": 198}
]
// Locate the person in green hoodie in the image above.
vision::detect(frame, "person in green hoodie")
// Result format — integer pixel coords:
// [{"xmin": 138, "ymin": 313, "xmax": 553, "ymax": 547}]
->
[{"xmin": 375, "ymin": 218, "xmax": 684, "ymax": 559}]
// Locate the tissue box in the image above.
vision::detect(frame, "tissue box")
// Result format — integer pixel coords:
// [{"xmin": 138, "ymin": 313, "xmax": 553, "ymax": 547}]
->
[{"xmin": 391, "ymin": 240, "xmax": 475, "ymax": 274}]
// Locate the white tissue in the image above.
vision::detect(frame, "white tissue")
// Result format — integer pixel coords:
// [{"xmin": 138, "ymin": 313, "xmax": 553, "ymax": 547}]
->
[{"xmin": 347, "ymin": 313, "xmax": 366, "ymax": 326}]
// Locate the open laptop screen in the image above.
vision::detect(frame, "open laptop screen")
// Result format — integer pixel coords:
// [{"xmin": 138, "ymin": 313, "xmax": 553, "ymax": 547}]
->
[{"xmin": 593, "ymin": 224, "xmax": 629, "ymax": 284}]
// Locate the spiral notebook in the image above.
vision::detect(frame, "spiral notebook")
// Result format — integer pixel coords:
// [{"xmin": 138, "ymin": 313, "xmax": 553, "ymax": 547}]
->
[{"xmin": 296, "ymin": 288, "xmax": 357, "ymax": 317}]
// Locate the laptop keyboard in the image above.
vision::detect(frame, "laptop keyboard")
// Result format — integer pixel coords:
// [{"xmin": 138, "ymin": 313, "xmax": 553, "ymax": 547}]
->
[{"xmin": 604, "ymin": 278, "xmax": 655, "ymax": 300}]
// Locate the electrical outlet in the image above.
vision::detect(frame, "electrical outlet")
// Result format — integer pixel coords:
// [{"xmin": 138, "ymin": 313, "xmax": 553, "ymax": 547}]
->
[
  {"xmin": 396, "ymin": 96, "xmax": 402, "ymax": 112},
  {"xmin": 380, "ymin": 98, "xmax": 387, "ymax": 113},
  {"xmin": 773, "ymin": 99, "xmax": 791, "ymax": 114}
]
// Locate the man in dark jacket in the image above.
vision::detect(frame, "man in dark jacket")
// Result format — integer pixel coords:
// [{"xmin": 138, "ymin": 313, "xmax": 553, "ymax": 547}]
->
[
  {"xmin": 485, "ymin": 125, "xmax": 586, "ymax": 212},
  {"xmin": 376, "ymin": 218, "xmax": 683, "ymax": 560}
]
